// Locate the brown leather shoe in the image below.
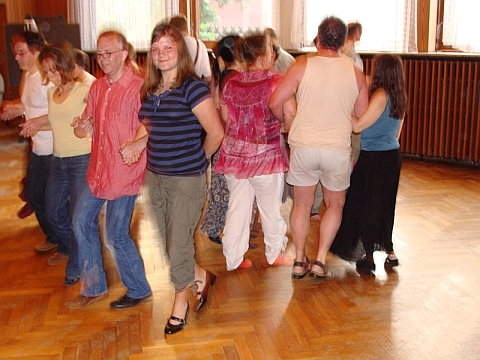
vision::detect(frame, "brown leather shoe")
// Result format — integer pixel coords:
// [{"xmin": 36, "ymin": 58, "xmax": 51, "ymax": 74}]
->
[
  {"xmin": 46, "ymin": 253, "xmax": 69, "ymax": 266},
  {"xmin": 34, "ymin": 240, "xmax": 58, "ymax": 252},
  {"xmin": 65, "ymin": 293, "xmax": 108, "ymax": 310}
]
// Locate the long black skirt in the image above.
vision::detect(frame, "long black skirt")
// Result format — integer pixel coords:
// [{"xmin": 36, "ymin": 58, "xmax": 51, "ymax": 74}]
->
[{"xmin": 330, "ymin": 149, "xmax": 402, "ymax": 258}]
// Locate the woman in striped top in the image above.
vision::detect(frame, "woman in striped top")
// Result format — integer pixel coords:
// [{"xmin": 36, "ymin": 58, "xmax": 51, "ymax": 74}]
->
[{"xmin": 119, "ymin": 23, "xmax": 224, "ymax": 335}]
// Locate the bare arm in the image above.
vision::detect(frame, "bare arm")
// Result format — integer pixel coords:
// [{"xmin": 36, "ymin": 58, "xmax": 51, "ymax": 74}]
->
[
  {"xmin": 193, "ymin": 97, "xmax": 224, "ymax": 159},
  {"xmin": 353, "ymin": 66, "xmax": 369, "ymax": 118},
  {"xmin": 269, "ymin": 61, "xmax": 305, "ymax": 122},
  {"xmin": 352, "ymin": 89, "xmax": 388, "ymax": 133},
  {"xmin": 1, "ymin": 101, "xmax": 25, "ymax": 121},
  {"xmin": 220, "ymin": 104, "xmax": 228, "ymax": 126},
  {"xmin": 396, "ymin": 119, "xmax": 404, "ymax": 141},
  {"xmin": 19, "ymin": 115, "xmax": 50, "ymax": 137},
  {"xmin": 282, "ymin": 96, "xmax": 297, "ymax": 132}
]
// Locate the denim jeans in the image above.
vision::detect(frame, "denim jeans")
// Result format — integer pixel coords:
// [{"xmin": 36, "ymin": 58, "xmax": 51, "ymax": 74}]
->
[
  {"xmin": 45, "ymin": 154, "xmax": 90, "ymax": 279},
  {"xmin": 24, "ymin": 152, "xmax": 58, "ymax": 245},
  {"xmin": 73, "ymin": 185, "xmax": 151, "ymax": 298}
]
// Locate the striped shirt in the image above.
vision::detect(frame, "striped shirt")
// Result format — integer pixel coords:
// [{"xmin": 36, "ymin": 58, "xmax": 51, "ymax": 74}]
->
[{"xmin": 139, "ymin": 75, "xmax": 212, "ymax": 176}]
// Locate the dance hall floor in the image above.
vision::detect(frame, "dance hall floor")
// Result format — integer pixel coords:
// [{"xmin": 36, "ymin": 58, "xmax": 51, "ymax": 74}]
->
[{"xmin": 0, "ymin": 121, "xmax": 479, "ymax": 359}]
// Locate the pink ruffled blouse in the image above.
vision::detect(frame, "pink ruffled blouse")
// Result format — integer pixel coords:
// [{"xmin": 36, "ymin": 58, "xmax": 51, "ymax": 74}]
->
[{"xmin": 214, "ymin": 70, "xmax": 288, "ymax": 179}]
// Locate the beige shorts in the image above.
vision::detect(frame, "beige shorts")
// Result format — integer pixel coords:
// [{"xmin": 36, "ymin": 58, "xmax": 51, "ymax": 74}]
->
[{"xmin": 287, "ymin": 147, "xmax": 351, "ymax": 191}]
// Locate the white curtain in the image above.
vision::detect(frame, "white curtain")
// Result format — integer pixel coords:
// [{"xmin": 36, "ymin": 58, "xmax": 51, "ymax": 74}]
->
[
  {"xmin": 443, "ymin": 0, "xmax": 480, "ymax": 53},
  {"xmin": 68, "ymin": 0, "xmax": 97, "ymax": 50},
  {"xmin": 403, "ymin": 0, "xmax": 417, "ymax": 52},
  {"xmin": 290, "ymin": 0, "xmax": 306, "ymax": 49},
  {"xmin": 68, "ymin": 0, "xmax": 179, "ymax": 51},
  {"xmin": 291, "ymin": 0, "xmax": 417, "ymax": 52}
]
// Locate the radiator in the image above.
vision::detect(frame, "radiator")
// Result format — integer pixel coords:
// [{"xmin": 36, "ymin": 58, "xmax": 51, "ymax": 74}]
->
[{"xmin": 364, "ymin": 56, "xmax": 480, "ymax": 165}]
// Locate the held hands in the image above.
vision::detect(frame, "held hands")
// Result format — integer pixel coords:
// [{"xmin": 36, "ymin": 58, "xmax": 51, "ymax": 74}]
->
[
  {"xmin": 71, "ymin": 116, "xmax": 93, "ymax": 138},
  {"xmin": 119, "ymin": 140, "xmax": 144, "ymax": 167},
  {"xmin": 19, "ymin": 117, "xmax": 42, "ymax": 137}
]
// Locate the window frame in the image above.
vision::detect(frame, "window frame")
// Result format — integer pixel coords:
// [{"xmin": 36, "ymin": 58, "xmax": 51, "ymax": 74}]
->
[{"xmin": 435, "ymin": 0, "xmax": 458, "ymax": 52}]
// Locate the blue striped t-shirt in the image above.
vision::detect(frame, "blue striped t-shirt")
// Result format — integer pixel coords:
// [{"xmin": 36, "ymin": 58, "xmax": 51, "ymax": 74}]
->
[{"xmin": 139, "ymin": 75, "xmax": 212, "ymax": 176}]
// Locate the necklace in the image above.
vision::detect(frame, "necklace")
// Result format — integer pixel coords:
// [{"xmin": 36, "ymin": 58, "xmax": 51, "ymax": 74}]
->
[
  {"xmin": 158, "ymin": 78, "xmax": 176, "ymax": 91},
  {"xmin": 57, "ymin": 82, "xmax": 75, "ymax": 97}
]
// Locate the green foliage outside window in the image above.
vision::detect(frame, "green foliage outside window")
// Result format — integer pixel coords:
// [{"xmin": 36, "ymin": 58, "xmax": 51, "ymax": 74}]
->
[{"xmin": 199, "ymin": 0, "xmax": 252, "ymax": 40}]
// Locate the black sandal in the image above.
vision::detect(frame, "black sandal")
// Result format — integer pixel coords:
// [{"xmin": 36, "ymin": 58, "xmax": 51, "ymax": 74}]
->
[
  {"xmin": 292, "ymin": 257, "xmax": 310, "ymax": 279},
  {"xmin": 384, "ymin": 256, "xmax": 399, "ymax": 268}
]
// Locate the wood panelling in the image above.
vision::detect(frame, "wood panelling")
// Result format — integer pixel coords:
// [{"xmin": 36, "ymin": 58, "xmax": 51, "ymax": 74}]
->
[
  {"xmin": 34, "ymin": 0, "xmax": 67, "ymax": 18},
  {"xmin": 1, "ymin": 0, "xmax": 35, "ymax": 24},
  {"xmin": 0, "ymin": 0, "xmax": 66, "ymax": 22}
]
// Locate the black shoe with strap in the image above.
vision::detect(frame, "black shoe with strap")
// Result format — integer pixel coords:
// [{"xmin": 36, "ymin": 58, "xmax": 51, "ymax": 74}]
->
[{"xmin": 164, "ymin": 303, "xmax": 189, "ymax": 335}]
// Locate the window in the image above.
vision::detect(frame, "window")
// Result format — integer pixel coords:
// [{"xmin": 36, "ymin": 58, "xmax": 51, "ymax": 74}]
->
[
  {"xmin": 440, "ymin": 0, "xmax": 480, "ymax": 53},
  {"xmin": 302, "ymin": 0, "xmax": 417, "ymax": 52},
  {"xmin": 68, "ymin": 0, "xmax": 178, "ymax": 50},
  {"xmin": 199, "ymin": 0, "xmax": 417, "ymax": 52},
  {"xmin": 199, "ymin": 0, "xmax": 275, "ymax": 41}
]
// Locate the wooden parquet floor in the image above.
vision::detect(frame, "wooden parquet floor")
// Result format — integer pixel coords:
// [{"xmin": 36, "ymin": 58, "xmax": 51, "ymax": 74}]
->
[{"xmin": 1, "ymin": 122, "xmax": 480, "ymax": 360}]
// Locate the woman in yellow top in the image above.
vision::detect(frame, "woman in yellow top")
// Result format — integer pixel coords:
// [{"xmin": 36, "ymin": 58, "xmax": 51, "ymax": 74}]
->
[{"xmin": 23, "ymin": 41, "xmax": 91, "ymax": 285}]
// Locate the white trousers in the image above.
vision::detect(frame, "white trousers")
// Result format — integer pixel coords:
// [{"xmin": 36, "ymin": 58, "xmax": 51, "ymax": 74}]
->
[{"xmin": 223, "ymin": 172, "xmax": 288, "ymax": 270}]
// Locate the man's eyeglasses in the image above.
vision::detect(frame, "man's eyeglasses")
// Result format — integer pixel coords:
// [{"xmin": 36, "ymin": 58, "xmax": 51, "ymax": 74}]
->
[{"xmin": 95, "ymin": 50, "xmax": 123, "ymax": 59}]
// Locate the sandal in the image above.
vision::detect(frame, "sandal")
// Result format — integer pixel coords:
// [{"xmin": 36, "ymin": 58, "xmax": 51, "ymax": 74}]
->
[
  {"xmin": 384, "ymin": 255, "xmax": 399, "ymax": 268},
  {"xmin": 309, "ymin": 260, "xmax": 333, "ymax": 278},
  {"xmin": 292, "ymin": 257, "xmax": 310, "ymax": 279}
]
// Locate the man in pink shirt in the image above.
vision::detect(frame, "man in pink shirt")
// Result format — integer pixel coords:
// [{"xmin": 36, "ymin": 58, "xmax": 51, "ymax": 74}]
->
[{"xmin": 65, "ymin": 31, "xmax": 151, "ymax": 310}]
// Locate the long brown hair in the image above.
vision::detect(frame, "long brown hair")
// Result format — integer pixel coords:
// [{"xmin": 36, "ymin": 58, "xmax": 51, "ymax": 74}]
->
[
  {"xmin": 369, "ymin": 54, "xmax": 407, "ymax": 120},
  {"xmin": 141, "ymin": 23, "xmax": 195, "ymax": 101},
  {"xmin": 38, "ymin": 41, "xmax": 75, "ymax": 86}
]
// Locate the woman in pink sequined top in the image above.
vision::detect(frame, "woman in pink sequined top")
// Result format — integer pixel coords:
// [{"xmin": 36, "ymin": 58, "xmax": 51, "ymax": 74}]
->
[{"xmin": 214, "ymin": 33, "xmax": 296, "ymax": 270}]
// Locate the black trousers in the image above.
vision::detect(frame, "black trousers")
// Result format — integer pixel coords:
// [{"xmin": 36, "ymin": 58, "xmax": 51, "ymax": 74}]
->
[{"xmin": 331, "ymin": 149, "xmax": 402, "ymax": 258}]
